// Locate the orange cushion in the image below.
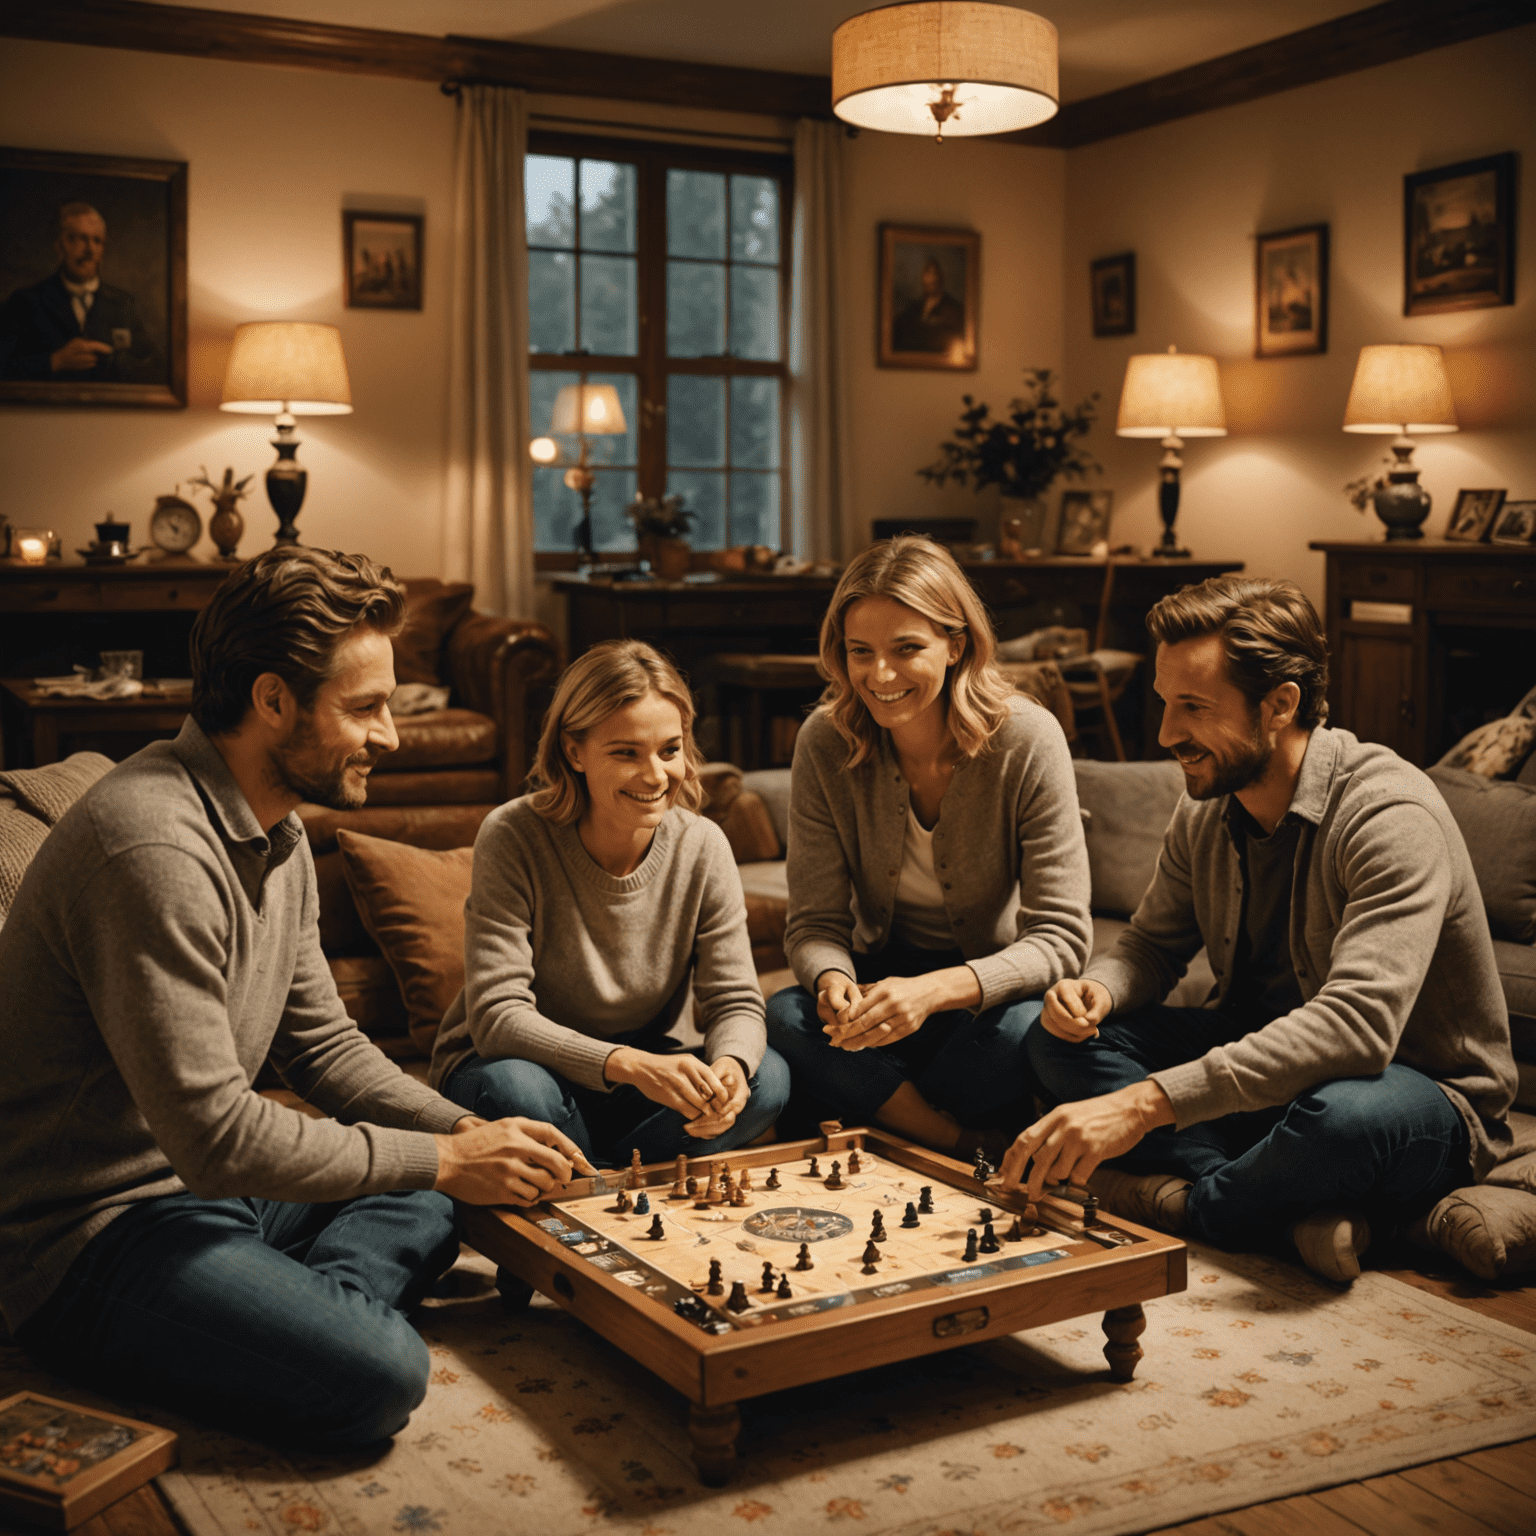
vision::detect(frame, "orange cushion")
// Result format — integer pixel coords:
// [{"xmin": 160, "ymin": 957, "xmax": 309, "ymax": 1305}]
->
[
  {"xmin": 392, "ymin": 580, "xmax": 475, "ymax": 686},
  {"xmin": 336, "ymin": 828, "xmax": 473, "ymax": 1052}
]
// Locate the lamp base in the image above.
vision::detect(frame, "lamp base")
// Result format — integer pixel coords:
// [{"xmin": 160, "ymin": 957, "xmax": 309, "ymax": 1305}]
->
[
  {"xmin": 1152, "ymin": 450, "xmax": 1190, "ymax": 558},
  {"xmin": 1372, "ymin": 443, "xmax": 1430, "ymax": 541},
  {"xmin": 267, "ymin": 419, "xmax": 307, "ymax": 546}
]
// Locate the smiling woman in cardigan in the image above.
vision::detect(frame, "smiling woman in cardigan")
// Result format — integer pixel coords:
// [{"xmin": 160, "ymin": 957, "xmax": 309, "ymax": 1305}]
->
[{"xmin": 767, "ymin": 536, "xmax": 1092, "ymax": 1154}]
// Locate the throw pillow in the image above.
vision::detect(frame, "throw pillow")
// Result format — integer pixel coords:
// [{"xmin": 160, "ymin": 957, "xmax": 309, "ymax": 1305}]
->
[
  {"xmin": 336, "ymin": 829, "xmax": 474, "ymax": 1051},
  {"xmin": 1436, "ymin": 713, "xmax": 1536, "ymax": 778},
  {"xmin": 392, "ymin": 581, "xmax": 475, "ymax": 687},
  {"xmin": 1426, "ymin": 767, "xmax": 1536, "ymax": 944},
  {"xmin": 1072, "ymin": 758, "xmax": 1186, "ymax": 917}
]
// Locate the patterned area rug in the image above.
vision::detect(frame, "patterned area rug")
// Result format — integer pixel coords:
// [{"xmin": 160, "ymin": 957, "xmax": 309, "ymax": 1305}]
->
[{"xmin": 3, "ymin": 1247, "xmax": 1532, "ymax": 1536}]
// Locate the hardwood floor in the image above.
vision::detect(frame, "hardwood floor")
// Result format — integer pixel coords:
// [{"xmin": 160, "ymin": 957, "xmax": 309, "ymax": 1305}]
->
[{"xmin": 16, "ymin": 1254, "xmax": 1534, "ymax": 1536}]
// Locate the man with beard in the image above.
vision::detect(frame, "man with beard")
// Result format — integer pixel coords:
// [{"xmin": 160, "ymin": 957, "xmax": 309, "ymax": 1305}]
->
[
  {"xmin": 0, "ymin": 548, "xmax": 591, "ymax": 1446},
  {"xmin": 994, "ymin": 576, "xmax": 1515, "ymax": 1282}
]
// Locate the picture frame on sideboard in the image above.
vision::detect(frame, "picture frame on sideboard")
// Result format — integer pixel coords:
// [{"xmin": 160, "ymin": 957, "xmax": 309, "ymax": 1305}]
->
[
  {"xmin": 1445, "ymin": 488, "xmax": 1506, "ymax": 542},
  {"xmin": 1489, "ymin": 499, "xmax": 1536, "ymax": 546},
  {"xmin": 1058, "ymin": 489, "xmax": 1114, "ymax": 555}
]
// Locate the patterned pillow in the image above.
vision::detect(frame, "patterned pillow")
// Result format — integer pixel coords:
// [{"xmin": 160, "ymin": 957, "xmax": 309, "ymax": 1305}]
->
[{"xmin": 1437, "ymin": 714, "xmax": 1536, "ymax": 778}]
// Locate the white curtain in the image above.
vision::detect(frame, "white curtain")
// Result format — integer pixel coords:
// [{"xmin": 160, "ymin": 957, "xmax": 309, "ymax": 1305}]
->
[
  {"xmin": 789, "ymin": 118, "xmax": 853, "ymax": 563},
  {"xmin": 444, "ymin": 86, "xmax": 532, "ymax": 617}
]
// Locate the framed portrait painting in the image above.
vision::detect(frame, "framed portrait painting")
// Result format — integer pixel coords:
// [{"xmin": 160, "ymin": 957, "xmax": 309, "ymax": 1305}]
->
[
  {"xmin": 0, "ymin": 146, "xmax": 187, "ymax": 407},
  {"xmin": 1057, "ymin": 489, "xmax": 1113, "ymax": 555},
  {"xmin": 1255, "ymin": 223, "xmax": 1328, "ymax": 358},
  {"xmin": 1090, "ymin": 252, "xmax": 1135, "ymax": 337},
  {"xmin": 343, "ymin": 210, "xmax": 423, "ymax": 310},
  {"xmin": 878, "ymin": 224, "xmax": 978, "ymax": 370},
  {"xmin": 1404, "ymin": 153, "xmax": 1516, "ymax": 316},
  {"xmin": 1445, "ymin": 488, "xmax": 1506, "ymax": 543}
]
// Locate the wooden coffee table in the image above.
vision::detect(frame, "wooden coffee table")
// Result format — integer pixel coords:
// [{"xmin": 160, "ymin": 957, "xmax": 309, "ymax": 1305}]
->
[{"xmin": 460, "ymin": 1124, "xmax": 1186, "ymax": 1485}]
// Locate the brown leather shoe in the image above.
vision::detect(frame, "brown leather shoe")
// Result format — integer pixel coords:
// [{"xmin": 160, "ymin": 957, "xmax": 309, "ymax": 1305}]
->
[{"xmin": 1086, "ymin": 1167, "xmax": 1191, "ymax": 1233}]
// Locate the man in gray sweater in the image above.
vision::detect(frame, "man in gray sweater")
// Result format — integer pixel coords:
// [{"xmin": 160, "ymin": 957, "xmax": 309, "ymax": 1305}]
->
[
  {"xmin": 999, "ymin": 576, "xmax": 1515, "ymax": 1282},
  {"xmin": 0, "ymin": 548, "xmax": 587, "ymax": 1446}
]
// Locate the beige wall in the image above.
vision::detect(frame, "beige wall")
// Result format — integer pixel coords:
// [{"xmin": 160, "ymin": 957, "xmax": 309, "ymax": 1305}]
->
[{"xmin": 1063, "ymin": 25, "xmax": 1536, "ymax": 610}]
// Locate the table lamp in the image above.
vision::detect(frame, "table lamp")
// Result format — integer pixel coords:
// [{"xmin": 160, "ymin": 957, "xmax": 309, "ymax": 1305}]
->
[
  {"xmin": 220, "ymin": 322, "xmax": 353, "ymax": 546},
  {"xmin": 1342, "ymin": 343, "xmax": 1458, "ymax": 541},
  {"xmin": 529, "ymin": 382, "xmax": 628, "ymax": 566},
  {"xmin": 1115, "ymin": 345, "xmax": 1227, "ymax": 558}
]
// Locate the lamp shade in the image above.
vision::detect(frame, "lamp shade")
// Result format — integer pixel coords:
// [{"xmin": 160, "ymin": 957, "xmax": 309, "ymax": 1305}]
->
[
  {"xmin": 1342, "ymin": 344, "xmax": 1458, "ymax": 434},
  {"xmin": 832, "ymin": 2, "xmax": 1059, "ymax": 138},
  {"xmin": 220, "ymin": 322, "xmax": 353, "ymax": 415},
  {"xmin": 549, "ymin": 382, "xmax": 628, "ymax": 436},
  {"xmin": 1115, "ymin": 347, "xmax": 1227, "ymax": 438}
]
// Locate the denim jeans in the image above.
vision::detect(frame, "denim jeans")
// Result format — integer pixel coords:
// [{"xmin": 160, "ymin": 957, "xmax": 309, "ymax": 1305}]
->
[
  {"xmin": 16, "ymin": 1188, "xmax": 459, "ymax": 1448},
  {"xmin": 1028, "ymin": 1004, "xmax": 1473, "ymax": 1251},
  {"xmin": 765, "ymin": 939, "xmax": 1043, "ymax": 1139},
  {"xmin": 444, "ymin": 1042, "xmax": 791, "ymax": 1168}
]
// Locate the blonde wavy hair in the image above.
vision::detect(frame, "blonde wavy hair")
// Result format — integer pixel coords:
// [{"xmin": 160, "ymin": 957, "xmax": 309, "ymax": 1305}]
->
[
  {"xmin": 528, "ymin": 640, "xmax": 704, "ymax": 825},
  {"xmin": 818, "ymin": 536, "xmax": 1016, "ymax": 768}
]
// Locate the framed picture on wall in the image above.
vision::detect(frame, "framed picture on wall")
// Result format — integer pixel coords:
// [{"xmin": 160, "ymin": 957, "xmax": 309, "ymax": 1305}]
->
[
  {"xmin": 1404, "ymin": 152, "xmax": 1515, "ymax": 316},
  {"xmin": 1057, "ymin": 489, "xmax": 1114, "ymax": 554},
  {"xmin": 1254, "ymin": 223, "xmax": 1328, "ymax": 358},
  {"xmin": 0, "ymin": 146, "xmax": 187, "ymax": 408},
  {"xmin": 343, "ymin": 210, "xmax": 423, "ymax": 310},
  {"xmin": 1445, "ymin": 487, "xmax": 1506, "ymax": 542},
  {"xmin": 878, "ymin": 224, "xmax": 978, "ymax": 370},
  {"xmin": 1090, "ymin": 252, "xmax": 1135, "ymax": 337}
]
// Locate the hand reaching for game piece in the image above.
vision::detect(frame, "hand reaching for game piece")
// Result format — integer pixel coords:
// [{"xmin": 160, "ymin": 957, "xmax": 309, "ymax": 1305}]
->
[
  {"xmin": 682, "ymin": 1056, "xmax": 751, "ymax": 1139},
  {"xmin": 434, "ymin": 1116, "xmax": 594, "ymax": 1205},
  {"xmin": 605, "ymin": 1046, "xmax": 734, "ymax": 1132},
  {"xmin": 824, "ymin": 966, "xmax": 981, "ymax": 1051},
  {"xmin": 1040, "ymin": 978, "xmax": 1113, "ymax": 1042}
]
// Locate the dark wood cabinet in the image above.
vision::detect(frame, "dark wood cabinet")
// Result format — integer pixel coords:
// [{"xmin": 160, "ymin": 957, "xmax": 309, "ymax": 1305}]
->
[{"xmin": 1310, "ymin": 540, "xmax": 1536, "ymax": 766}]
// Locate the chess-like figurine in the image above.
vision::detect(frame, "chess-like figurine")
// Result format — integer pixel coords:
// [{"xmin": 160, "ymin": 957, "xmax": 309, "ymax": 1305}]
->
[
  {"xmin": 670, "ymin": 1154, "xmax": 689, "ymax": 1200},
  {"xmin": 648, "ymin": 1214, "xmax": 666, "ymax": 1240},
  {"xmin": 1082, "ymin": 1194, "xmax": 1101, "ymax": 1228},
  {"xmin": 777, "ymin": 1271, "xmax": 793, "ymax": 1299},
  {"xmin": 634, "ymin": 1192, "xmax": 650, "ymax": 1217},
  {"xmin": 847, "ymin": 1148, "xmax": 862, "ymax": 1174},
  {"xmin": 808, "ymin": 1156, "xmax": 821, "ymax": 1178},
  {"xmin": 707, "ymin": 1259, "xmax": 724, "ymax": 1296},
  {"xmin": 685, "ymin": 1175, "xmax": 698, "ymax": 1197},
  {"xmin": 793, "ymin": 1242, "xmax": 814, "ymax": 1271},
  {"xmin": 729, "ymin": 1184, "xmax": 748, "ymax": 1209},
  {"xmin": 612, "ymin": 1188, "xmax": 631, "ymax": 1214},
  {"xmin": 727, "ymin": 1281, "xmax": 751, "ymax": 1313},
  {"xmin": 979, "ymin": 1220, "xmax": 1000, "ymax": 1254},
  {"xmin": 824, "ymin": 1160, "xmax": 844, "ymax": 1190},
  {"xmin": 1004, "ymin": 1215, "xmax": 1023, "ymax": 1243},
  {"xmin": 761, "ymin": 1261, "xmax": 777, "ymax": 1293},
  {"xmin": 972, "ymin": 1147, "xmax": 996, "ymax": 1184},
  {"xmin": 901, "ymin": 1201, "xmax": 920, "ymax": 1229},
  {"xmin": 860, "ymin": 1239, "xmax": 881, "ymax": 1273},
  {"xmin": 739, "ymin": 1165, "xmax": 753, "ymax": 1192},
  {"xmin": 977, "ymin": 1206, "xmax": 993, "ymax": 1226},
  {"xmin": 869, "ymin": 1212, "xmax": 887, "ymax": 1243},
  {"xmin": 918, "ymin": 1186, "xmax": 934, "ymax": 1214},
  {"xmin": 765, "ymin": 1168, "xmax": 781, "ymax": 1190},
  {"xmin": 963, "ymin": 1228, "xmax": 979, "ymax": 1263},
  {"xmin": 627, "ymin": 1148, "xmax": 644, "ymax": 1189}
]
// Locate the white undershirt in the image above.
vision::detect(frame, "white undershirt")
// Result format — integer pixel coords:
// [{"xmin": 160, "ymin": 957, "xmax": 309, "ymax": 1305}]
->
[{"xmin": 891, "ymin": 807, "xmax": 954, "ymax": 950}]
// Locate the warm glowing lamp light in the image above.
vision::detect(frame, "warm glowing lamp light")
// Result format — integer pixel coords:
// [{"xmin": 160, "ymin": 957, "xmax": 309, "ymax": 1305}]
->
[
  {"xmin": 1116, "ymin": 345, "xmax": 1227, "ymax": 559},
  {"xmin": 220, "ymin": 321, "xmax": 353, "ymax": 546},
  {"xmin": 530, "ymin": 383, "xmax": 629, "ymax": 565},
  {"xmin": 832, "ymin": 2, "xmax": 1058, "ymax": 142}
]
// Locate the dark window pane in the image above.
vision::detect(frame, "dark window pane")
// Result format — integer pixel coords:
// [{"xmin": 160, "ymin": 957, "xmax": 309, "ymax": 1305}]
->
[
  {"xmin": 667, "ymin": 169, "xmax": 725, "ymax": 259},
  {"xmin": 731, "ymin": 473, "xmax": 780, "ymax": 547},
  {"xmin": 589, "ymin": 469, "xmax": 640, "ymax": 552},
  {"xmin": 580, "ymin": 254, "xmax": 637, "ymax": 355},
  {"xmin": 667, "ymin": 261, "xmax": 725, "ymax": 357},
  {"xmin": 585, "ymin": 372, "xmax": 639, "ymax": 465},
  {"xmin": 731, "ymin": 175, "xmax": 779, "ymax": 264},
  {"xmin": 526, "ymin": 155, "xmax": 575, "ymax": 248},
  {"xmin": 729, "ymin": 376, "xmax": 780, "ymax": 469},
  {"xmin": 668, "ymin": 375, "xmax": 725, "ymax": 467},
  {"xmin": 529, "ymin": 368, "xmax": 580, "ymax": 439},
  {"xmin": 534, "ymin": 465, "xmax": 638, "ymax": 553},
  {"xmin": 579, "ymin": 159, "xmax": 636, "ymax": 253},
  {"xmin": 528, "ymin": 251, "xmax": 575, "ymax": 353},
  {"xmin": 667, "ymin": 470, "xmax": 726, "ymax": 550},
  {"xmin": 730, "ymin": 266, "xmax": 779, "ymax": 360}
]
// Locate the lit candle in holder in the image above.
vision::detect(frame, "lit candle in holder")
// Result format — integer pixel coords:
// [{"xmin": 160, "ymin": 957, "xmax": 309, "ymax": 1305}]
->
[{"xmin": 13, "ymin": 529, "xmax": 52, "ymax": 564}]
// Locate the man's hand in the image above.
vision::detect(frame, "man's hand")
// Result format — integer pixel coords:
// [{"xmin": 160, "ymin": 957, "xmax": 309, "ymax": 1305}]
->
[
  {"xmin": 993, "ymin": 1081, "xmax": 1175, "ymax": 1201},
  {"xmin": 50, "ymin": 337, "xmax": 113, "ymax": 373},
  {"xmin": 606, "ymin": 1046, "xmax": 728, "ymax": 1123},
  {"xmin": 816, "ymin": 970, "xmax": 861, "ymax": 1031},
  {"xmin": 825, "ymin": 965, "xmax": 981, "ymax": 1051},
  {"xmin": 434, "ymin": 1116, "xmax": 594, "ymax": 1205},
  {"xmin": 1040, "ymin": 977, "xmax": 1114, "ymax": 1042},
  {"xmin": 684, "ymin": 1056, "xmax": 752, "ymax": 1139}
]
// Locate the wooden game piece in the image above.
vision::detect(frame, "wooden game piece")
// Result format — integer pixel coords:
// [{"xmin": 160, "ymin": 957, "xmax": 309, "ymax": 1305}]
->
[
  {"xmin": 761, "ymin": 1261, "xmax": 777, "ymax": 1293},
  {"xmin": 685, "ymin": 1175, "xmax": 698, "ymax": 1197},
  {"xmin": 824, "ymin": 1160, "xmax": 844, "ymax": 1190},
  {"xmin": 808, "ymin": 1156, "xmax": 820, "ymax": 1177},
  {"xmin": 612, "ymin": 1189, "xmax": 632, "ymax": 1213},
  {"xmin": 847, "ymin": 1148, "xmax": 862, "ymax": 1173},
  {"xmin": 860, "ymin": 1240, "xmax": 880, "ymax": 1273},
  {"xmin": 1082, "ymin": 1194, "xmax": 1101, "ymax": 1227},
  {"xmin": 918, "ymin": 1186, "xmax": 934, "ymax": 1214},
  {"xmin": 729, "ymin": 1184, "xmax": 748, "ymax": 1208},
  {"xmin": 869, "ymin": 1211, "xmax": 887, "ymax": 1243},
  {"xmin": 979, "ymin": 1220, "xmax": 1000, "ymax": 1254},
  {"xmin": 627, "ymin": 1148, "xmax": 644, "ymax": 1189},
  {"xmin": 1022, "ymin": 1201, "xmax": 1041, "ymax": 1233},
  {"xmin": 648, "ymin": 1214, "xmax": 666, "ymax": 1240},
  {"xmin": 777, "ymin": 1272, "xmax": 792, "ymax": 1299},
  {"xmin": 739, "ymin": 1165, "xmax": 752, "ymax": 1191},
  {"xmin": 1005, "ymin": 1216, "xmax": 1023, "ymax": 1243},
  {"xmin": 707, "ymin": 1259, "xmax": 724, "ymax": 1296},
  {"xmin": 706, "ymin": 1165, "xmax": 724, "ymax": 1204},
  {"xmin": 963, "ymin": 1228, "xmax": 979, "ymax": 1262},
  {"xmin": 978, "ymin": 1207, "xmax": 993, "ymax": 1225},
  {"xmin": 973, "ymin": 1147, "xmax": 996, "ymax": 1184},
  {"xmin": 727, "ymin": 1281, "xmax": 751, "ymax": 1313},
  {"xmin": 901, "ymin": 1201, "xmax": 920, "ymax": 1228},
  {"xmin": 722, "ymin": 1172, "xmax": 737, "ymax": 1204},
  {"xmin": 793, "ymin": 1242, "xmax": 814, "ymax": 1271},
  {"xmin": 765, "ymin": 1168, "xmax": 781, "ymax": 1189},
  {"xmin": 634, "ymin": 1192, "xmax": 650, "ymax": 1217},
  {"xmin": 671, "ymin": 1154, "xmax": 689, "ymax": 1199}
]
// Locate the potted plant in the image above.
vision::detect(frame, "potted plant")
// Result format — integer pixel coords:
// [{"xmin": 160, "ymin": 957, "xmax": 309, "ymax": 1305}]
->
[
  {"xmin": 625, "ymin": 493, "xmax": 696, "ymax": 580},
  {"xmin": 918, "ymin": 369, "xmax": 1100, "ymax": 552}
]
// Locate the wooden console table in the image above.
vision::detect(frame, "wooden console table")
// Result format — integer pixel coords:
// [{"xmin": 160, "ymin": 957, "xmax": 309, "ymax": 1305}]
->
[
  {"xmin": 0, "ymin": 679, "xmax": 192, "ymax": 768},
  {"xmin": 1310, "ymin": 540, "xmax": 1536, "ymax": 766}
]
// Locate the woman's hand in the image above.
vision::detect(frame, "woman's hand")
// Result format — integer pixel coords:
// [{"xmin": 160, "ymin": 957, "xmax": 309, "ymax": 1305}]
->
[
  {"xmin": 826, "ymin": 965, "xmax": 982, "ymax": 1051},
  {"xmin": 434, "ymin": 1116, "xmax": 594, "ymax": 1205},
  {"xmin": 683, "ymin": 1056, "xmax": 752, "ymax": 1139},
  {"xmin": 605, "ymin": 1046, "xmax": 728, "ymax": 1122},
  {"xmin": 1040, "ymin": 978, "xmax": 1113, "ymax": 1042},
  {"xmin": 816, "ymin": 970, "xmax": 862, "ymax": 1031}
]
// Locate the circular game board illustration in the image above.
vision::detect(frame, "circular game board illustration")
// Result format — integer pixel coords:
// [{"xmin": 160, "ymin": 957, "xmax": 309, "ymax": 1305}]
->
[{"xmin": 740, "ymin": 1208, "xmax": 854, "ymax": 1244}]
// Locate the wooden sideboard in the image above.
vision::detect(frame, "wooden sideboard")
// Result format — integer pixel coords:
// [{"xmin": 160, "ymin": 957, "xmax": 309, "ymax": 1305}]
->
[{"xmin": 1309, "ymin": 540, "xmax": 1536, "ymax": 766}]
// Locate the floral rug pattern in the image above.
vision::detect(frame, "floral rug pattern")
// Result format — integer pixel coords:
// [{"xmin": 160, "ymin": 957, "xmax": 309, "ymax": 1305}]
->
[{"xmin": 3, "ymin": 1248, "xmax": 1532, "ymax": 1536}]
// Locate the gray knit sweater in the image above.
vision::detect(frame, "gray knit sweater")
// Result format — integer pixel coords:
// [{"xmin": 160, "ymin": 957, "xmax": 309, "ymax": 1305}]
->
[
  {"xmin": 429, "ymin": 799, "xmax": 766, "ymax": 1094},
  {"xmin": 784, "ymin": 696, "xmax": 1093, "ymax": 1007},
  {"xmin": 0, "ymin": 720, "xmax": 467, "ymax": 1332}
]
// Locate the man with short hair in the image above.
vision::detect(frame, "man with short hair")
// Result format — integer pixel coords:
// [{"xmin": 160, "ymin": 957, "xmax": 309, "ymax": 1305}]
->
[
  {"xmin": 998, "ymin": 575, "xmax": 1516, "ymax": 1282},
  {"xmin": 0, "ymin": 548, "xmax": 589, "ymax": 1446}
]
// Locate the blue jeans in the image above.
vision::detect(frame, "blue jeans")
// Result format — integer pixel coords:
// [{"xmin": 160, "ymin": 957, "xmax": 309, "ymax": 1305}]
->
[
  {"xmin": 765, "ymin": 940, "xmax": 1043, "ymax": 1139},
  {"xmin": 15, "ymin": 1188, "xmax": 458, "ymax": 1448},
  {"xmin": 1028, "ymin": 1004, "xmax": 1473, "ymax": 1251},
  {"xmin": 444, "ymin": 1044, "xmax": 791, "ymax": 1168}
]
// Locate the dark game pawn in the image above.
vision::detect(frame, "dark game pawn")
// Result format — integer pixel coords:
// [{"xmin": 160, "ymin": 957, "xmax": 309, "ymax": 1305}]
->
[
  {"xmin": 707, "ymin": 1259, "xmax": 724, "ymax": 1296},
  {"xmin": 808, "ymin": 1156, "xmax": 821, "ymax": 1178},
  {"xmin": 824, "ymin": 1160, "xmax": 844, "ymax": 1190},
  {"xmin": 860, "ymin": 1240, "xmax": 881, "ymax": 1273},
  {"xmin": 777, "ymin": 1272, "xmax": 793, "ymax": 1299},
  {"xmin": 978, "ymin": 1207, "xmax": 993, "ymax": 1226},
  {"xmin": 765, "ymin": 1168, "xmax": 781, "ymax": 1190},
  {"xmin": 686, "ymin": 1175, "xmax": 698, "ymax": 1197},
  {"xmin": 979, "ymin": 1221, "xmax": 1000, "ymax": 1254},
  {"xmin": 847, "ymin": 1148, "xmax": 862, "ymax": 1173},
  {"xmin": 869, "ymin": 1213, "xmax": 887, "ymax": 1243},
  {"xmin": 1004, "ymin": 1216, "xmax": 1023, "ymax": 1243},
  {"xmin": 901, "ymin": 1202, "xmax": 920, "ymax": 1229},
  {"xmin": 963, "ymin": 1228, "xmax": 979, "ymax": 1263},
  {"xmin": 918, "ymin": 1186, "xmax": 934, "ymax": 1214},
  {"xmin": 973, "ymin": 1147, "xmax": 996, "ymax": 1184},
  {"xmin": 1082, "ymin": 1194, "xmax": 1101, "ymax": 1227},
  {"xmin": 634, "ymin": 1192, "xmax": 650, "ymax": 1217},
  {"xmin": 727, "ymin": 1281, "xmax": 751, "ymax": 1313},
  {"xmin": 613, "ymin": 1189, "xmax": 631, "ymax": 1213},
  {"xmin": 793, "ymin": 1242, "xmax": 814, "ymax": 1271},
  {"xmin": 648, "ymin": 1214, "xmax": 666, "ymax": 1240},
  {"xmin": 761, "ymin": 1261, "xmax": 777, "ymax": 1293}
]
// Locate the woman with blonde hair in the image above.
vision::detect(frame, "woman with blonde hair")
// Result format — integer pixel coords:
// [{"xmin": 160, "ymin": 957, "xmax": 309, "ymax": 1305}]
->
[
  {"xmin": 431, "ymin": 639, "xmax": 788, "ymax": 1165},
  {"xmin": 767, "ymin": 536, "xmax": 1091, "ymax": 1152}
]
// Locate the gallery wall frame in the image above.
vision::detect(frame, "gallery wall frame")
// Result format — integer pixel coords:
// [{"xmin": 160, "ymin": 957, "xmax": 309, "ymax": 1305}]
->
[
  {"xmin": 1404, "ymin": 151, "xmax": 1516, "ymax": 316},
  {"xmin": 343, "ymin": 210, "xmax": 424, "ymax": 311},
  {"xmin": 0, "ymin": 145, "xmax": 187, "ymax": 408},
  {"xmin": 1255, "ymin": 222, "xmax": 1328, "ymax": 358},
  {"xmin": 1090, "ymin": 252, "xmax": 1135, "ymax": 338},
  {"xmin": 878, "ymin": 224, "xmax": 979, "ymax": 371}
]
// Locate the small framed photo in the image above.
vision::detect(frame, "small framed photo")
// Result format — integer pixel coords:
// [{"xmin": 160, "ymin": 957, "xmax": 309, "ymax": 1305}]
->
[
  {"xmin": 1489, "ymin": 499, "xmax": 1536, "ymax": 546},
  {"xmin": 343, "ymin": 210, "xmax": 423, "ymax": 310},
  {"xmin": 1057, "ymin": 489, "xmax": 1114, "ymax": 555},
  {"xmin": 878, "ymin": 224, "xmax": 978, "ymax": 370},
  {"xmin": 1404, "ymin": 153, "xmax": 1515, "ymax": 316},
  {"xmin": 1090, "ymin": 252, "xmax": 1135, "ymax": 337},
  {"xmin": 1445, "ymin": 488, "xmax": 1506, "ymax": 542},
  {"xmin": 1255, "ymin": 223, "xmax": 1328, "ymax": 357}
]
